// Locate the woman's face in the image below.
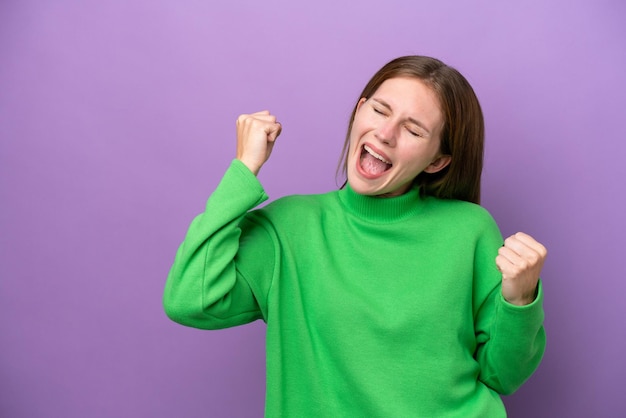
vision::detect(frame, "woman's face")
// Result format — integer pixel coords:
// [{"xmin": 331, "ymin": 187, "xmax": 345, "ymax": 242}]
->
[{"xmin": 347, "ymin": 76, "xmax": 451, "ymax": 197}]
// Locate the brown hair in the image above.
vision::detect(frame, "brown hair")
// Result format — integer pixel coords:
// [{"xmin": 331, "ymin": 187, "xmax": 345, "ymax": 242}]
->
[{"xmin": 338, "ymin": 56, "xmax": 485, "ymax": 204}]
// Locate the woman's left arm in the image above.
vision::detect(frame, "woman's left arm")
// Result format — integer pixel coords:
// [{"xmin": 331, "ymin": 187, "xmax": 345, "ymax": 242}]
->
[{"xmin": 474, "ymin": 228, "xmax": 548, "ymax": 395}]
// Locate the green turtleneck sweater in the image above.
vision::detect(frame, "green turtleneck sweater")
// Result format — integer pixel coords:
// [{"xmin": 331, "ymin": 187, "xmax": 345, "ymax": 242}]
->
[{"xmin": 164, "ymin": 159, "xmax": 546, "ymax": 417}]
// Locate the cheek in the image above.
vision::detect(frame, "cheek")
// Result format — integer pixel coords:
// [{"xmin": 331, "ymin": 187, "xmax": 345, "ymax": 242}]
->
[
  {"xmin": 399, "ymin": 143, "xmax": 437, "ymax": 171},
  {"xmin": 350, "ymin": 110, "xmax": 372, "ymax": 136},
  {"xmin": 347, "ymin": 125, "xmax": 362, "ymax": 154},
  {"xmin": 346, "ymin": 141, "xmax": 359, "ymax": 171}
]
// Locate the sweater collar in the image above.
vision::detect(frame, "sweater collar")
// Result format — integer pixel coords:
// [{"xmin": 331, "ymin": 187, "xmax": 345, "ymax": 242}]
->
[{"xmin": 338, "ymin": 183, "xmax": 424, "ymax": 223}]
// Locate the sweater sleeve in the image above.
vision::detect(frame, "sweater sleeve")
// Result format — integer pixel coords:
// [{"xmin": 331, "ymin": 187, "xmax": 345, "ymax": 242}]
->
[
  {"xmin": 163, "ymin": 159, "xmax": 275, "ymax": 330},
  {"xmin": 473, "ymin": 216, "xmax": 547, "ymax": 395}
]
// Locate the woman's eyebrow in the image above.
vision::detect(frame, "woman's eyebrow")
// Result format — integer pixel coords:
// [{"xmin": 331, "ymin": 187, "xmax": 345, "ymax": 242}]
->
[
  {"xmin": 372, "ymin": 98, "xmax": 431, "ymax": 134},
  {"xmin": 372, "ymin": 98, "xmax": 392, "ymax": 111}
]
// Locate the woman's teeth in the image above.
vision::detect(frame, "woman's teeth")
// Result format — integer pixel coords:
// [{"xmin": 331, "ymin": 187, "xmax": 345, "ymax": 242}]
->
[{"xmin": 363, "ymin": 145, "xmax": 391, "ymax": 165}]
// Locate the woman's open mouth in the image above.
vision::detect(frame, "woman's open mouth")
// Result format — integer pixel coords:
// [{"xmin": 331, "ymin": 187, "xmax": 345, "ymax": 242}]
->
[{"xmin": 359, "ymin": 144, "xmax": 392, "ymax": 177}]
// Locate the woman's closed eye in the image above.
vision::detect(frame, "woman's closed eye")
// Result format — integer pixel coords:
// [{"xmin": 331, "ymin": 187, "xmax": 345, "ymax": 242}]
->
[
  {"xmin": 372, "ymin": 105, "xmax": 387, "ymax": 116},
  {"xmin": 405, "ymin": 125, "xmax": 423, "ymax": 137}
]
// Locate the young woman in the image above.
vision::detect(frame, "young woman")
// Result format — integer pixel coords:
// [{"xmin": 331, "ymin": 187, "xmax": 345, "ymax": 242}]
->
[{"xmin": 164, "ymin": 55, "xmax": 547, "ymax": 417}]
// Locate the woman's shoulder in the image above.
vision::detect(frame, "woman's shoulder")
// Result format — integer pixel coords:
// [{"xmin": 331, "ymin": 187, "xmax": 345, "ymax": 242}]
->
[
  {"xmin": 251, "ymin": 190, "xmax": 340, "ymax": 222},
  {"xmin": 424, "ymin": 196, "xmax": 498, "ymax": 228},
  {"xmin": 273, "ymin": 189, "xmax": 337, "ymax": 207}
]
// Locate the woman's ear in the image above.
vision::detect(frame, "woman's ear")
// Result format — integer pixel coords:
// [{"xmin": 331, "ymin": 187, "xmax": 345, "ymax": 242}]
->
[
  {"xmin": 424, "ymin": 155, "xmax": 452, "ymax": 174},
  {"xmin": 356, "ymin": 97, "xmax": 367, "ymax": 112}
]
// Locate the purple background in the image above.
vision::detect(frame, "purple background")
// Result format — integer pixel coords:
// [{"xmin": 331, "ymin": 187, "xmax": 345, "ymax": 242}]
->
[{"xmin": 1, "ymin": 0, "xmax": 625, "ymax": 417}]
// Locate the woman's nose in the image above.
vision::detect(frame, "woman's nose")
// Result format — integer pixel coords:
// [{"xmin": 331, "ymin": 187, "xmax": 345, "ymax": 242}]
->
[{"xmin": 375, "ymin": 121, "xmax": 396, "ymax": 146}]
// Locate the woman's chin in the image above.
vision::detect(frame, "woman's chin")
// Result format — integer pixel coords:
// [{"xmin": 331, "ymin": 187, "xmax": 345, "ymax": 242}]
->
[
  {"xmin": 347, "ymin": 174, "xmax": 411, "ymax": 197},
  {"xmin": 347, "ymin": 177, "xmax": 388, "ymax": 196}
]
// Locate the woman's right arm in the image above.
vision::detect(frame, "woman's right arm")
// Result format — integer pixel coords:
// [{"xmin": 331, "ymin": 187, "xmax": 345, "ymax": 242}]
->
[
  {"xmin": 163, "ymin": 111, "xmax": 283, "ymax": 329},
  {"xmin": 163, "ymin": 160, "xmax": 271, "ymax": 329}
]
